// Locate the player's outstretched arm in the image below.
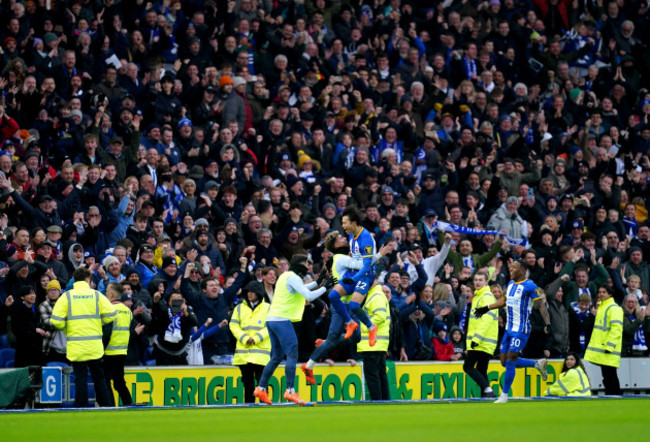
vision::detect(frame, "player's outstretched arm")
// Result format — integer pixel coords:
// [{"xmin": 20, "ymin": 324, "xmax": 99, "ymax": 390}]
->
[
  {"xmin": 534, "ymin": 297, "xmax": 551, "ymax": 334},
  {"xmin": 474, "ymin": 295, "xmax": 505, "ymax": 318}
]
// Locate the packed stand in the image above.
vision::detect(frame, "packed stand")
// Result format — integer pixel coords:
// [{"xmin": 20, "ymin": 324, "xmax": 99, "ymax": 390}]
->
[{"xmin": 0, "ymin": 0, "xmax": 648, "ymax": 375}]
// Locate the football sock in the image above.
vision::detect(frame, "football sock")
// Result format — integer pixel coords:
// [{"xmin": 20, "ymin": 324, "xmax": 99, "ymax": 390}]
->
[
  {"xmin": 328, "ymin": 290, "xmax": 352, "ymax": 322},
  {"xmin": 349, "ymin": 301, "xmax": 373, "ymax": 329},
  {"xmin": 515, "ymin": 357, "xmax": 536, "ymax": 368},
  {"xmin": 503, "ymin": 360, "xmax": 516, "ymax": 395}
]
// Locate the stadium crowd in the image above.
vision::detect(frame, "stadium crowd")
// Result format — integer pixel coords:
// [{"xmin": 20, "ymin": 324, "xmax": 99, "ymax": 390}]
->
[{"xmin": 0, "ymin": 0, "xmax": 649, "ymax": 378}]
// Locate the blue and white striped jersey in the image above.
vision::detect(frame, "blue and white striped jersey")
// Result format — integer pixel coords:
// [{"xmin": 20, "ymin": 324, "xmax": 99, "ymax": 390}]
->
[{"xmin": 505, "ymin": 279, "xmax": 543, "ymax": 335}]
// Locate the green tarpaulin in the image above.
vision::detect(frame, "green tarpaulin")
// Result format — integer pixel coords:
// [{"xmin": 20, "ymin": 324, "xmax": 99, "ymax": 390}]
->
[{"xmin": 0, "ymin": 368, "xmax": 32, "ymax": 408}]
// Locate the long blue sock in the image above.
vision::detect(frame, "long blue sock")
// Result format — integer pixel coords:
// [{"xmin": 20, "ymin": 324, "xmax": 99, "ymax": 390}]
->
[
  {"xmin": 328, "ymin": 290, "xmax": 352, "ymax": 322},
  {"xmin": 515, "ymin": 357, "xmax": 535, "ymax": 368},
  {"xmin": 349, "ymin": 301, "xmax": 373, "ymax": 328},
  {"xmin": 502, "ymin": 360, "xmax": 516, "ymax": 395}
]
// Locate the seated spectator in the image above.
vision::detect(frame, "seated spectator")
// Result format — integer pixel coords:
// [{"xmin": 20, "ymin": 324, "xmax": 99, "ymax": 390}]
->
[{"xmin": 544, "ymin": 353, "xmax": 591, "ymax": 397}]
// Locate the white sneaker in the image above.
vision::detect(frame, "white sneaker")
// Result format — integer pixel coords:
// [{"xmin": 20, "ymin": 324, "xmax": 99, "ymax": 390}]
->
[
  {"xmin": 494, "ymin": 393, "xmax": 509, "ymax": 403},
  {"xmin": 535, "ymin": 358, "xmax": 548, "ymax": 381}
]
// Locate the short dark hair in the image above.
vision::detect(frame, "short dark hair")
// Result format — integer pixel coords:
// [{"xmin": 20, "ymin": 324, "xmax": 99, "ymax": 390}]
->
[
  {"xmin": 201, "ymin": 276, "xmax": 220, "ymax": 290},
  {"xmin": 290, "ymin": 255, "xmax": 308, "ymax": 267},
  {"xmin": 73, "ymin": 267, "xmax": 92, "ymax": 282},
  {"xmin": 342, "ymin": 206, "xmax": 363, "ymax": 225}
]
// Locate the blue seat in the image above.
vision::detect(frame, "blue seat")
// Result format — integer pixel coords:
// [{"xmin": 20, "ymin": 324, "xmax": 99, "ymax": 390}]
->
[
  {"xmin": 0, "ymin": 334, "xmax": 9, "ymax": 349},
  {"xmin": 46, "ymin": 361, "xmax": 69, "ymax": 368},
  {"xmin": 0, "ymin": 348, "xmax": 15, "ymax": 367}
]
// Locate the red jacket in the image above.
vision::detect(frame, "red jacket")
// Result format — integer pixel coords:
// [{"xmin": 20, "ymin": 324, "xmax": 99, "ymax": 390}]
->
[
  {"xmin": 531, "ymin": 0, "xmax": 571, "ymax": 30},
  {"xmin": 432, "ymin": 337, "xmax": 455, "ymax": 361},
  {"xmin": 0, "ymin": 115, "xmax": 20, "ymax": 144}
]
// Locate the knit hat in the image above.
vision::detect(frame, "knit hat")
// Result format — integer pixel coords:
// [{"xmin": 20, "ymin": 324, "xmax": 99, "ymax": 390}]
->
[
  {"xmin": 232, "ymin": 76, "xmax": 246, "ymax": 88},
  {"xmin": 569, "ymin": 88, "xmax": 582, "ymax": 101},
  {"xmin": 103, "ymin": 255, "xmax": 120, "ymax": 269},
  {"xmin": 43, "ymin": 32, "xmax": 58, "ymax": 44},
  {"xmin": 161, "ymin": 256, "xmax": 176, "ymax": 269},
  {"xmin": 177, "ymin": 117, "xmax": 193, "ymax": 129},
  {"xmin": 296, "ymin": 151, "xmax": 313, "ymax": 170},
  {"xmin": 46, "ymin": 280, "xmax": 61, "ymax": 292},
  {"xmin": 433, "ymin": 321, "xmax": 448, "ymax": 334},
  {"xmin": 219, "ymin": 75, "xmax": 233, "ymax": 88}
]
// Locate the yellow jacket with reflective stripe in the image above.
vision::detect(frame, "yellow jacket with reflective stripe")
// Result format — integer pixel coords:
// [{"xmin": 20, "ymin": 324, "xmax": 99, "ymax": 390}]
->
[
  {"xmin": 105, "ymin": 302, "xmax": 132, "ymax": 356},
  {"xmin": 357, "ymin": 285, "xmax": 390, "ymax": 352},
  {"xmin": 230, "ymin": 299, "xmax": 271, "ymax": 366},
  {"xmin": 585, "ymin": 296, "xmax": 623, "ymax": 367},
  {"xmin": 50, "ymin": 281, "xmax": 116, "ymax": 361},
  {"xmin": 466, "ymin": 286, "xmax": 499, "ymax": 354},
  {"xmin": 545, "ymin": 366, "xmax": 591, "ymax": 396},
  {"xmin": 268, "ymin": 271, "xmax": 306, "ymax": 322}
]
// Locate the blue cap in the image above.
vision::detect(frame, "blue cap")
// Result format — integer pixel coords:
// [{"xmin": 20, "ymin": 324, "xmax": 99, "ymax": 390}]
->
[{"xmin": 177, "ymin": 117, "xmax": 193, "ymax": 129}]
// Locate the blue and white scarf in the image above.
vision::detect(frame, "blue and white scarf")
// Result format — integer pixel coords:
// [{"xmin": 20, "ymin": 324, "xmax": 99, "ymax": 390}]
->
[
  {"xmin": 165, "ymin": 308, "xmax": 183, "ymax": 343},
  {"xmin": 629, "ymin": 313, "xmax": 648, "ymax": 352},
  {"xmin": 433, "ymin": 221, "xmax": 528, "ymax": 247}
]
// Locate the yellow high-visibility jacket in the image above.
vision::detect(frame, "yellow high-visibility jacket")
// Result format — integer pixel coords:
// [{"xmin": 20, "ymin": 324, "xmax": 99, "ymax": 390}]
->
[
  {"xmin": 105, "ymin": 302, "xmax": 132, "ymax": 356},
  {"xmin": 358, "ymin": 285, "xmax": 390, "ymax": 352},
  {"xmin": 585, "ymin": 297, "xmax": 623, "ymax": 368},
  {"xmin": 230, "ymin": 300, "xmax": 271, "ymax": 366},
  {"xmin": 466, "ymin": 286, "xmax": 499, "ymax": 354},
  {"xmin": 51, "ymin": 281, "xmax": 116, "ymax": 361},
  {"xmin": 545, "ymin": 366, "xmax": 591, "ymax": 396}
]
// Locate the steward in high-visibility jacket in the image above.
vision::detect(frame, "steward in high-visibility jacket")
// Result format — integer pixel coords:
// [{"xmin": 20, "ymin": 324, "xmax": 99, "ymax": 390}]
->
[
  {"xmin": 358, "ymin": 284, "xmax": 391, "ymax": 400},
  {"xmin": 230, "ymin": 281, "xmax": 271, "ymax": 366},
  {"xmin": 463, "ymin": 271, "xmax": 499, "ymax": 398},
  {"xmin": 50, "ymin": 268, "xmax": 115, "ymax": 407},
  {"xmin": 585, "ymin": 296, "xmax": 623, "ymax": 368},
  {"xmin": 545, "ymin": 366, "xmax": 591, "ymax": 396},
  {"xmin": 105, "ymin": 301, "xmax": 133, "ymax": 356},
  {"xmin": 358, "ymin": 284, "xmax": 390, "ymax": 352},
  {"xmin": 102, "ymin": 284, "xmax": 134, "ymax": 406},
  {"xmin": 230, "ymin": 281, "xmax": 271, "ymax": 403},
  {"xmin": 585, "ymin": 288, "xmax": 624, "ymax": 395},
  {"xmin": 51, "ymin": 280, "xmax": 116, "ymax": 361},
  {"xmin": 467, "ymin": 285, "xmax": 499, "ymax": 354}
]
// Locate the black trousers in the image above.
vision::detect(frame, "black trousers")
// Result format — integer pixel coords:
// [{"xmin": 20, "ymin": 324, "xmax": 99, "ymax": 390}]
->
[
  {"xmin": 463, "ymin": 350, "xmax": 491, "ymax": 393},
  {"xmin": 601, "ymin": 365, "xmax": 622, "ymax": 395},
  {"xmin": 362, "ymin": 351, "xmax": 389, "ymax": 401},
  {"xmin": 72, "ymin": 358, "xmax": 111, "ymax": 407},
  {"xmin": 103, "ymin": 354, "xmax": 133, "ymax": 406},
  {"xmin": 239, "ymin": 363, "xmax": 264, "ymax": 403}
]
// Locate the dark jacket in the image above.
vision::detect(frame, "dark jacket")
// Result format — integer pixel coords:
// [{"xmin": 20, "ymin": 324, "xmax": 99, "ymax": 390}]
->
[{"xmin": 180, "ymin": 270, "xmax": 247, "ymax": 346}]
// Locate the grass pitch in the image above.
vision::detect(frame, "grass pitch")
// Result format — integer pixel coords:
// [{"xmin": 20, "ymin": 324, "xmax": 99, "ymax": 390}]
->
[{"xmin": 2, "ymin": 398, "xmax": 644, "ymax": 441}]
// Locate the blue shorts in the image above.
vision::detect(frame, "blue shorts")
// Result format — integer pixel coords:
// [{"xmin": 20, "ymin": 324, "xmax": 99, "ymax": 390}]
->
[
  {"xmin": 500, "ymin": 331, "xmax": 530, "ymax": 355},
  {"xmin": 353, "ymin": 273, "xmax": 375, "ymax": 296}
]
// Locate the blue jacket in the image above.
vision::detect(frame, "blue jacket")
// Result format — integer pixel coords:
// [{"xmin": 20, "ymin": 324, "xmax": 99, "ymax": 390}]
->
[{"xmin": 106, "ymin": 196, "xmax": 134, "ymax": 249}]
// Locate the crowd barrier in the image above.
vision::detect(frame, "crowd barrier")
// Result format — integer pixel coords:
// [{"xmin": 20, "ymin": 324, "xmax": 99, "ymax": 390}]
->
[{"xmin": 14, "ymin": 358, "xmax": 647, "ymax": 406}]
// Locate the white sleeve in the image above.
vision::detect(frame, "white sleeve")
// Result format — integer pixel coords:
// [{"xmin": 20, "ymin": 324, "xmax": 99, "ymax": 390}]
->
[
  {"xmin": 287, "ymin": 274, "xmax": 326, "ymax": 302},
  {"xmin": 338, "ymin": 254, "xmax": 382, "ymax": 275},
  {"xmin": 306, "ymin": 281, "xmax": 318, "ymax": 290},
  {"xmin": 423, "ymin": 241, "xmax": 451, "ymax": 286},
  {"xmin": 338, "ymin": 255, "xmax": 363, "ymax": 272}
]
